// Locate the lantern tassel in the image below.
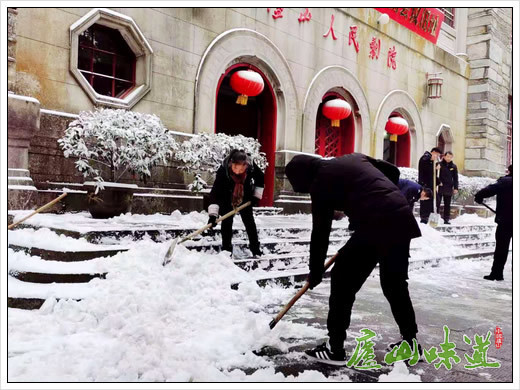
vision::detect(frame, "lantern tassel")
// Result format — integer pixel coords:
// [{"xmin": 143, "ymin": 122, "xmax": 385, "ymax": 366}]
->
[
  {"xmin": 236, "ymin": 94, "xmax": 248, "ymax": 105},
  {"xmin": 389, "ymin": 134, "xmax": 398, "ymax": 142},
  {"xmin": 331, "ymin": 119, "xmax": 340, "ymax": 127}
]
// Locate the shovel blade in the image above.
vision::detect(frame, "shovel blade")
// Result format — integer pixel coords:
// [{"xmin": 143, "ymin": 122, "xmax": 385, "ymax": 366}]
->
[
  {"xmin": 162, "ymin": 237, "xmax": 180, "ymax": 266},
  {"xmin": 428, "ymin": 213, "xmax": 440, "ymax": 228}
]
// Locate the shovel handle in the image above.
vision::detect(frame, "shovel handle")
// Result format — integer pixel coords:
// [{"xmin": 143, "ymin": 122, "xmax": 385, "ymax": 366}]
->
[
  {"xmin": 8, "ymin": 193, "xmax": 68, "ymax": 230},
  {"xmin": 269, "ymin": 253, "xmax": 339, "ymax": 329},
  {"xmin": 178, "ymin": 201, "xmax": 252, "ymax": 245},
  {"xmin": 481, "ymin": 202, "xmax": 496, "ymax": 214}
]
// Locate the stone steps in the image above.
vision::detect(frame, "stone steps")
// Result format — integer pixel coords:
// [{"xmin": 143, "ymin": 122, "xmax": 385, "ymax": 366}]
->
[{"xmin": 8, "ymin": 244, "xmax": 128, "ymax": 262}]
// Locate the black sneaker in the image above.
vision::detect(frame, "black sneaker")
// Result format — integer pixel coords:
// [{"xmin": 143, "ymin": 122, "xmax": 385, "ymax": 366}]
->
[
  {"xmin": 251, "ymin": 247, "xmax": 263, "ymax": 258},
  {"xmin": 420, "ymin": 219, "xmax": 428, "ymax": 224},
  {"xmin": 443, "ymin": 220, "xmax": 451, "ymax": 225},
  {"xmin": 484, "ymin": 274, "xmax": 504, "ymax": 281},
  {"xmin": 305, "ymin": 341, "xmax": 346, "ymax": 366},
  {"xmin": 387, "ymin": 339, "xmax": 423, "ymax": 358}
]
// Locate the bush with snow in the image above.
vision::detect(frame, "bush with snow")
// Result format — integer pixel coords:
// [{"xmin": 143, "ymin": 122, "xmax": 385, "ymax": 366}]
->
[
  {"xmin": 173, "ymin": 133, "xmax": 268, "ymax": 191},
  {"xmin": 398, "ymin": 167, "xmax": 496, "ymax": 204},
  {"xmin": 58, "ymin": 108, "xmax": 178, "ymax": 190}
]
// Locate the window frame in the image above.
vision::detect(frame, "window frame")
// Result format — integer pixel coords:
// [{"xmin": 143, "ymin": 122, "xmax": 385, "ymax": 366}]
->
[
  {"xmin": 69, "ymin": 8, "xmax": 153, "ymax": 109},
  {"xmin": 440, "ymin": 8, "xmax": 455, "ymax": 28}
]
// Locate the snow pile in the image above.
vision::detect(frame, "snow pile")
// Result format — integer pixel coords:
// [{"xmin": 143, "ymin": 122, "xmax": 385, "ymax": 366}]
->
[
  {"xmin": 378, "ymin": 361, "xmax": 421, "ymax": 382},
  {"xmin": 451, "ymin": 213, "xmax": 495, "ymax": 226},
  {"xmin": 8, "ymin": 239, "xmax": 328, "ymax": 382},
  {"xmin": 410, "ymin": 221, "xmax": 466, "ymax": 260}
]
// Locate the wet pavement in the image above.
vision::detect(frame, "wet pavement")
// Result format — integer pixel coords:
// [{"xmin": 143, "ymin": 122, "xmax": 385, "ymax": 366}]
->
[{"xmin": 261, "ymin": 256, "xmax": 513, "ymax": 383}]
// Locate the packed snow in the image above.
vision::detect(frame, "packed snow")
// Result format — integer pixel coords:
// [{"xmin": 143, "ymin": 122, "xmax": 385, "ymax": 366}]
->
[{"xmin": 7, "ymin": 210, "xmax": 507, "ymax": 382}]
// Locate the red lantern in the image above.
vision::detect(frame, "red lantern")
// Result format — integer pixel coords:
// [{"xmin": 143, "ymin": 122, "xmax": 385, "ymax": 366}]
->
[
  {"xmin": 385, "ymin": 116, "xmax": 409, "ymax": 142},
  {"xmin": 322, "ymin": 99, "xmax": 352, "ymax": 127},
  {"xmin": 230, "ymin": 70, "xmax": 265, "ymax": 105}
]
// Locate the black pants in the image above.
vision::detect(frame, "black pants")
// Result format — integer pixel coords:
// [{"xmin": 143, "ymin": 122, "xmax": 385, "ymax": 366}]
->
[
  {"xmin": 436, "ymin": 193, "xmax": 452, "ymax": 221},
  {"xmin": 220, "ymin": 203, "xmax": 260, "ymax": 253},
  {"xmin": 490, "ymin": 223, "xmax": 513, "ymax": 278},
  {"xmin": 419, "ymin": 197, "xmax": 433, "ymax": 222},
  {"xmin": 327, "ymin": 232, "xmax": 418, "ymax": 353}
]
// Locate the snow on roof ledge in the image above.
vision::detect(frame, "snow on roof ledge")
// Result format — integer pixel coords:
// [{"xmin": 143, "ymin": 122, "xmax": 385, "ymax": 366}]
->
[{"xmin": 8, "ymin": 93, "xmax": 40, "ymax": 105}]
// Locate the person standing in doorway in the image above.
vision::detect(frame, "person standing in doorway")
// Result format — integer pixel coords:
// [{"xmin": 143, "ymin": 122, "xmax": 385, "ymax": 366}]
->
[
  {"xmin": 207, "ymin": 149, "xmax": 264, "ymax": 257},
  {"xmin": 475, "ymin": 164, "xmax": 513, "ymax": 281},
  {"xmin": 418, "ymin": 147, "xmax": 442, "ymax": 223},
  {"xmin": 436, "ymin": 151, "xmax": 459, "ymax": 224}
]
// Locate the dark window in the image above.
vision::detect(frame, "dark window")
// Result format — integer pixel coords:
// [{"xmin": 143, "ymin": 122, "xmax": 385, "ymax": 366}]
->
[
  {"xmin": 440, "ymin": 8, "xmax": 455, "ymax": 28},
  {"xmin": 78, "ymin": 24, "xmax": 136, "ymax": 98}
]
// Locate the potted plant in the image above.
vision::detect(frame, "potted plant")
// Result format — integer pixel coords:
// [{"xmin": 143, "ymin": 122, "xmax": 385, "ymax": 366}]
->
[{"xmin": 58, "ymin": 108, "xmax": 178, "ymax": 218}]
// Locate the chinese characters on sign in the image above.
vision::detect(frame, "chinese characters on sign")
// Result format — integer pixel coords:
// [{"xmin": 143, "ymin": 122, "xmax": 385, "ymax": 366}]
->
[
  {"xmin": 344, "ymin": 326, "xmax": 502, "ymax": 370},
  {"xmin": 374, "ymin": 8, "xmax": 445, "ymax": 44},
  {"xmin": 298, "ymin": 8, "xmax": 312, "ymax": 22},
  {"xmin": 369, "ymin": 37, "xmax": 381, "ymax": 59},
  {"xmin": 323, "ymin": 14, "xmax": 338, "ymax": 40},
  {"xmin": 387, "ymin": 46, "xmax": 397, "ymax": 69},
  {"xmin": 348, "ymin": 26, "xmax": 360, "ymax": 52}
]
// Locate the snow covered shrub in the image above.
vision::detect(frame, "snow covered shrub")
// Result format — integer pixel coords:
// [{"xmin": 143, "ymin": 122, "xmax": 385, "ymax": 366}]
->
[
  {"xmin": 398, "ymin": 167, "xmax": 496, "ymax": 204},
  {"xmin": 58, "ymin": 108, "xmax": 178, "ymax": 190},
  {"xmin": 173, "ymin": 133, "xmax": 268, "ymax": 191},
  {"xmin": 187, "ymin": 173, "xmax": 207, "ymax": 192}
]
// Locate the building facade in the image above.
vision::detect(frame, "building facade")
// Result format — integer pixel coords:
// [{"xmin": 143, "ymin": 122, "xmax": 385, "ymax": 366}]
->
[{"xmin": 7, "ymin": 7, "xmax": 513, "ymax": 207}]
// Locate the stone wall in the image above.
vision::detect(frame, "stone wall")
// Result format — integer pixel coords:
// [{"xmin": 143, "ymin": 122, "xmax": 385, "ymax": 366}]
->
[
  {"xmin": 7, "ymin": 8, "xmax": 17, "ymax": 91},
  {"xmin": 465, "ymin": 8, "xmax": 512, "ymax": 177},
  {"xmin": 13, "ymin": 7, "xmax": 472, "ymax": 170}
]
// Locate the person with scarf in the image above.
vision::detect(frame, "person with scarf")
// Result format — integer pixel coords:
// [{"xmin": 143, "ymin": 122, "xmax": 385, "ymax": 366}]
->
[
  {"xmin": 285, "ymin": 153, "xmax": 421, "ymax": 365},
  {"xmin": 207, "ymin": 149, "xmax": 264, "ymax": 257}
]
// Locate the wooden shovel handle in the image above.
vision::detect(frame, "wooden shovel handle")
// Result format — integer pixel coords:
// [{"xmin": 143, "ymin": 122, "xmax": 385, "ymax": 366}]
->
[
  {"xmin": 269, "ymin": 253, "xmax": 339, "ymax": 329},
  {"xmin": 8, "ymin": 193, "xmax": 68, "ymax": 230},
  {"xmin": 178, "ymin": 201, "xmax": 252, "ymax": 245}
]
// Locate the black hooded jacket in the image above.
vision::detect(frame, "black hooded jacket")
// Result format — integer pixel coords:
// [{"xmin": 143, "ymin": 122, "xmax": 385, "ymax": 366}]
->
[
  {"xmin": 418, "ymin": 151, "xmax": 435, "ymax": 188},
  {"xmin": 208, "ymin": 151, "xmax": 264, "ymax": 215},
  {"xmin": 475, "ymin": 174, "xmax": 513, "ymax": 225},
  {"xmin": 285, "ymin": 153, "xmax": 421, "ymax": 273}
]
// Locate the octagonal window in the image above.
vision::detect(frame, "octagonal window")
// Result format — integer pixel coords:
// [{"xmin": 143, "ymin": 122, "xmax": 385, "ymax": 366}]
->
[
  {"xmin": 70, "ymin": 8, "xmax": 153, "ymax": 109},
  {"xmin": 78, "ymin": 24, "xmax": 136, "ymax": 98}
]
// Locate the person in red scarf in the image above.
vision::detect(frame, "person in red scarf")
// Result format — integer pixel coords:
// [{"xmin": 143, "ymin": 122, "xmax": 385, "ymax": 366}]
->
[{"xmin": 207, "ymin": 149, "xmax": 265, "ymax": 257}]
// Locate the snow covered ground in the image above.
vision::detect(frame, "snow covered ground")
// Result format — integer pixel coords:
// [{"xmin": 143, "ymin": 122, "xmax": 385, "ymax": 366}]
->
[{"xmin": 7, "ymin": 211, "xmax": 508, "ymax": 382}]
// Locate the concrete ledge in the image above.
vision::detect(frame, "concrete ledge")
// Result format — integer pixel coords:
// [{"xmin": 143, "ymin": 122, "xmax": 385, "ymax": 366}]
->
[{"xmin": 9, "ymin": 271, "xmax": 106, "ymax": 284}]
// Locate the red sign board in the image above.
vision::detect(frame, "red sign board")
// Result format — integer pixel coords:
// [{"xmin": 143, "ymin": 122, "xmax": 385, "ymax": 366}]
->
[
  {"xmin": 495, "ymin": 326, "xmax": 503, "ymax": 349},
  {"xmin": 375, "ymin": 8, "xmax": 445, "ymax": 44}
]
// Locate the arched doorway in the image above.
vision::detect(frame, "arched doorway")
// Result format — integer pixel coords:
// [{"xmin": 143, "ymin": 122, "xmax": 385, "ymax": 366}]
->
[
  {"xmin": 314, "ymin": 91, "xmax": 355, "ymax": 157},
  {"xmin": 215, "ymin": 63, "xmax": 276, "ymax": 206},
  {"xmin": 383, "ymin": 111, "xmax": 411, "ymax": 167}
]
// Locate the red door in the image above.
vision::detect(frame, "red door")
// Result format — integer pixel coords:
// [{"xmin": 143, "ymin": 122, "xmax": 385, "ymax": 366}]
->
[
  {"xmin": 215, "ymin": 64, "xmax": 277, "ymax": 206},
  {"xmin": 315, "ymin": 93, "xmax": 355, "ymax": 157}
]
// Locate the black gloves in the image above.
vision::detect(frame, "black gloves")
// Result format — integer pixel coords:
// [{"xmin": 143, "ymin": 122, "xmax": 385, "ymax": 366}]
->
[
  {"xmin": 207, "ymin": 215, "xmax": 217, "ymax": 229},
  {"xmin": 474, "ymin": 195, "xmax": 483, "ymax": 204},
  {"xmin": 251, "ymin": 197, "xmax": 260, "ymax": 207},
  {"xmin": 308, "ymin": 267, "xmax": 324, "ymax": 290}
]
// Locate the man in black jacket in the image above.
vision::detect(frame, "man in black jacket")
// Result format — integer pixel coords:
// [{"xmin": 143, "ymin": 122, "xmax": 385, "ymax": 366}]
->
[
  {"xmin": 207, "ymin": 149, "xmax": 264, "ymax": 257},
  {"xmin": 398, "ymin": 179, "xmax": 432, "ymax": 212},
  {"xmin": 436, "ymin": 151, "xmax": 459, "ymax": 224},
  {"xmin": 418, "ymin": 147, "xmax": 442, "ymax": 223},
  {"xmin": 285, "ymin": 153, "xmax": 421, "ymax": 365},
  {"xmin": 475, "ymin": 164, "xmax": 513, "ymax": 281}
]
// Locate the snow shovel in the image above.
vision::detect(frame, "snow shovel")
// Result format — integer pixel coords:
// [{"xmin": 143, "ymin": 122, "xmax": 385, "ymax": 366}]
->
[
  {"xmin": 480, "ymin": 202, "xmax": 496, "ymax": 214},
  {"xmin": 428, "ymin": 161, "xmax": 441, "ymax": 228},
  {"xmin": 162, "ymin": 201, "xmax": 252, "ymax": 266},
  {"xmin": 269, "ymin": 252, "xmax": 339, "ymax": 329},
  {"xmin": 8, "ymin": 192, "xmax": 68, "ymax": 230}
]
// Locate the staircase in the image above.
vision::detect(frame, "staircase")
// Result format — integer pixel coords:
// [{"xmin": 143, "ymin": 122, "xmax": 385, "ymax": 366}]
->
[{"xmin": 7, "ymin": 211, "xmax": 500, "ymax": 309}]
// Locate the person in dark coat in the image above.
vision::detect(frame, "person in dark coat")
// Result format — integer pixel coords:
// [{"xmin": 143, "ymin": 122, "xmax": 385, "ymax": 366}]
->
[
  {"xmin": 285, "ymin": 153, "xmax": 422, "ymax": 365},
  {"xmin": 207, "ymin": 149, "xmax": 264, "ymax": 257},
  {"xmin": 436, "ymin": 151, "xmax": 459, "ymax": 224},
  {"xmin": 475, "ymin": 164, "xmax": 513, "ymax": 281},
  {"xmin": 398, "ymin": 178, "xmax": 432, "ymax": 212},
  {"xmin": 418, "ymin": 147, "xmax": 442, "ymax": 223}
]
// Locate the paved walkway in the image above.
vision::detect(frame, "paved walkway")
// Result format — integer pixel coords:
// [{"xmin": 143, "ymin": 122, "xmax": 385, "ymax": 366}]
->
[{"xmin": 262, "ymin": 255, "xmax": 512, "ymax": 382}]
